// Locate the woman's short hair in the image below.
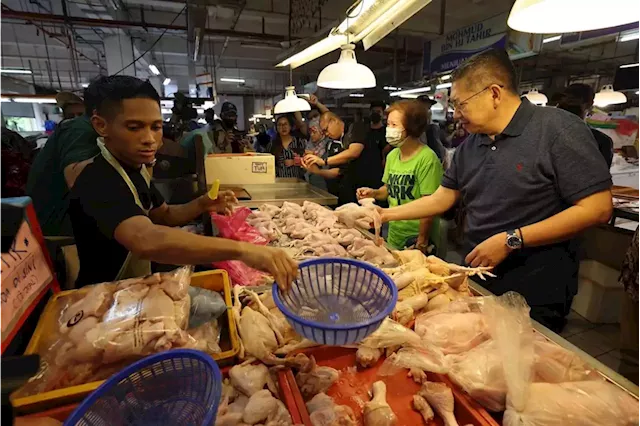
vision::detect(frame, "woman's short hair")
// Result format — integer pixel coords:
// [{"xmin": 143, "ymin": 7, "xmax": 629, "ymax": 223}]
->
[{"xmin": 386, "ymin": 100, "xmax": 429, "ymax": 138}]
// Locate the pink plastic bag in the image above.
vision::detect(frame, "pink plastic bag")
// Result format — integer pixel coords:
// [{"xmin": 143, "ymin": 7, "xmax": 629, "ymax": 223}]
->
[
  {"xmin": 211, "ymin": 207, "xmax": 269, "ymax": 245},
  {"xmin": 212, "ymin": 260, "xmax": 267, "ymax": 287}
]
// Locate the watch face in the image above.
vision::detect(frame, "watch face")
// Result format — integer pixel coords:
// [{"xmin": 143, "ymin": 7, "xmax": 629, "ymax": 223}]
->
[{"xmin": 507, "ymin": 235, "xmax": 522, "ymax": 249}]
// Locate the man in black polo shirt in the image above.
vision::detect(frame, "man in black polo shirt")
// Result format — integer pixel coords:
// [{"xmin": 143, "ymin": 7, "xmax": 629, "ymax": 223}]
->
[
  {"xmin": 381, "ymin": 49, "xmax": 613, "ymax": 332},
  {"xmin": 69, "ymin": 76, "xmax": 297, "ymax": 289}
]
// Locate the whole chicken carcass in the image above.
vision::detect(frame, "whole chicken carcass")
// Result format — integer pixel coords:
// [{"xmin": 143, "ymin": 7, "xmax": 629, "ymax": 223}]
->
[
  {"xmin": 59, "ymin": 283, "xmax": 114, "ymax": 334},
  {"xmin": 392, "ymin": 293, "xmax": 429, "ymax": 326},
  {"xmin": 414, "ymin": 310, "xmax": 488, "ymax": 355},
  {"xmin": 364, "ymin": 381, "xmax": 397, "ymax": 426},
  {"xmin": 280, "ymin": 201, "xmax": 304, "ymax": 218},
  {"xmin": 358, "ymin": 245, "xmax": 397, "ymax": 267},
  {"xmin": 356, "ymin": 346, "xmax": 383, "ymax": 368},
  {"xmin": 334, "ymin": 203, "xmax": 381, "ymax": 241},
  {"xmin": 258, "ymin": 203, "xmax": 282, "ymax": 218},
  {"xmin": 347, "ymin": 238, "xmax": 376, "ymax": 257},
  {"xmin": 233, "ymin": 286, "xmax": 279, "ymax": 362},
  {"xmin": 329, "ymin": 228, "xmax": 362, "ymax": 247},
  {"xmin": 503, "ymin": 381, "xmax": 639, "ymax": 426},
  {"xmin": 306, "ymin": 393, "xmax": 356, "ymax": 426},
  {"xmin": 379, "ymin": 346, "xmax": 449, "ymax": 376},
  {"xmin": 295, "ymin": 355, "xmax": 340, "ymax": 399},
  {"xmin": 418, "ymin": 382, "xmax": 459, "ymax": 426}
]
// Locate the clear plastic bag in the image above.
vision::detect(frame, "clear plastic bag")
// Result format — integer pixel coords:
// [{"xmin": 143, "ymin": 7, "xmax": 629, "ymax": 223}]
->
[
  {"xmin": 378, "ymin": 345, "xmax": 449, "ymax": 376},
  {"xmin": 211, "ymin": 207, "xmax": 269, "ymax": 245},
  {"xmin": 188, "ymin": 286, "xmax": 227, "ymax": 328},
  {"xmin": 483, "ymin": 292, "xmax": 639, "ymax": 426},
  {"xmin": 359, "ymin": 317, "xmax": 423, "ymax": 349},
  {"xmin": 16, "ymin": 266, "xmax": 205, "ymax": 396}
]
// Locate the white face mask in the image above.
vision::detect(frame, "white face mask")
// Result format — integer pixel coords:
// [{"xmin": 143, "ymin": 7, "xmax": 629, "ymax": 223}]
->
[{"xmin": 386, "ymin": 127, "xmax": 406, "ymax": 147}]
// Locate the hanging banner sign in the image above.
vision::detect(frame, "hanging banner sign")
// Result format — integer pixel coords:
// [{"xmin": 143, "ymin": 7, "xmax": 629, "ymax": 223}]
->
[{"xmin": 424, "ymin": 12, "xmax": 542, "ymax": 74}]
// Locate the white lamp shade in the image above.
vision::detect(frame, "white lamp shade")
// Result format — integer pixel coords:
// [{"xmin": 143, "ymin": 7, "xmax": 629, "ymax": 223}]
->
[
  {"xmin": 274, "ymin": 86, "xmax": 311, "ymax": 114},
  {"xmin": 524, "ymin": 88, "xmax": 548, "ymax": 105},
  {"xmin": 594, "ymin": 85, "xmax": 627, "ymax": 107},
  {"xmin": 508, "ymin": 0, "xmax": 639, "ymax": 34},
  {"xmin": 317, "ymin": 44, "xmax": 376, "ymax": 90}
]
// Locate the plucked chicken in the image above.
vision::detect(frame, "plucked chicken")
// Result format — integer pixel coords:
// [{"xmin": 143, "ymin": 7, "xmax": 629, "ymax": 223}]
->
[
  {"xmin": 414, "ymin": 309, "xmax": 488, "ymax": 354},
  {"xmin": 364, "ymin": 381, "xmax": 397, "ymax": 426},
  {"xmin": 306, "ymin": 393, "xmax": 357, "ymax": 426},
  {"xmin": 295, "ymin": 355, "xmax": 340, "ymax": 399}
]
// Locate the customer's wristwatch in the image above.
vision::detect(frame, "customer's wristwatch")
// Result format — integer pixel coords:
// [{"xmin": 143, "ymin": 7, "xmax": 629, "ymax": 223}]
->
[{"xmin": 506, "ymin": 229, "xmax": 522, "ymax": 250}]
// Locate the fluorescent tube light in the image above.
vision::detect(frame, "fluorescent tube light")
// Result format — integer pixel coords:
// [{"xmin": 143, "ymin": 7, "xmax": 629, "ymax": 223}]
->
[
  {"xmin": 357, "ymin": 0, "xmax": 432, "ymax": 50},
  {"xmin": 12, "ymin": 97, "xmax": 56, "ymax": 103},
  {"xmin": 1, "ymin": 69, "xmax": 32, "ymax": 75},
  {"xmin": 440, "ymin": 75, "xmax": 451, "ymax": 80},
  {"xmin": 220, "ymin": 77, "xmax": 245, "ymax": 83},
  {"xmin": 620, "ymin": 32, "xmax": 639, "ymax": 42},
  {"xmin": 390, "ymin": 86, "xmax": 431, "ymax": 97},
  {"xmin": 383, "ymin": 86, "xmax": 402, "ymax": 90},
  {"xmin": 277, "ymin": 34, "xmax": 348, "ymax": 69},
  {"xmin": 81, "ymin": 83, "xmax": 89, "ymax": 88},
  {"xmin": 436, "ymin": 82, "xmax": 452, "ymax": 89},
  {"xmin": 149, "ymin": 64, "xmax": 161, "ymax": 75},
  {"xmin": 620, "ymin": 63, "xmax": 639, "ymax": 68},
  {"xmin": 349, "ymin": 93, "xmax": 365, "ymax": 97},
  {"xmin": 161, "ymin": 108, "xmax": 172, "ymax": 114},
  {"xmin": 163, "ymin": 78, "xmax": 171, "ymax": 86}
]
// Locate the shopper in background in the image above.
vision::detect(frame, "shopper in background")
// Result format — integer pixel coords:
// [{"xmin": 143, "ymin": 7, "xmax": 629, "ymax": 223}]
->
[
  {"xmin": 253, "ymin": 124, "xmax": 272, "ymax": 153},
  {"xmin": 417, "ymin": 95, "xmax": 446, "ymax": 164},
  {"xmin": 618, "ymin": 227, "xmax": 639, "ymax": 385},
  {"xmin": 380, "ymin": 48, "xmax": 613, "ymax": 332},
  {"xmin": 357, "ymin": 100, "xmax": 443, "ymax": 251},
  {"xmin": 1, "ymin": 127, "xmax": 37, "ymax": 197},
  {"xmin": 271, "ymin": 115, "xmax": 306, "ymax": 179},
  {"xmin": 367, "ymin": 100, "xmax": 391, "ymax": 165},
  {"xmin": 26, "ymin": 82, "xmax": 103, "ymax": 237},
  {"xmin": 554, "ymin": 83, "xmax": 614, "ymax": 168},
  {"xmin": 180, "ymin": 108, "xmax": 219, "ymax": 164},
  {"xmin": 305, "ymin": 111, "xmax": 383, "ymax": 204},
  {"xmin": 69, "ymin": 76, "xmax": 297, "ymax": 289},
  {"xmin": 56, "ymin": 91, "xmax": 85, "ymax": 122},
  {"xmin": 303, "ymin": 117, "xmax": 338, "ymax": 192},
  {"xmin": 447, "ymin": 121, "xmax": 468, "ymax": 147}
]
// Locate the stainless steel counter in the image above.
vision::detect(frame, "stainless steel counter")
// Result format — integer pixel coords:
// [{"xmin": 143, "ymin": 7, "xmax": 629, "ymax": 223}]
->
[{"xmin": 220, "ymin": 178, "xmax": 338, "ymax": 208}]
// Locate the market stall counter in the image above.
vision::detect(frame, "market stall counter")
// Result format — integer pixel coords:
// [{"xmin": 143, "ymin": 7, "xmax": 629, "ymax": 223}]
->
[{"xmin": 218, "ymin": 178, "xmax": 338, "ymax": 209}]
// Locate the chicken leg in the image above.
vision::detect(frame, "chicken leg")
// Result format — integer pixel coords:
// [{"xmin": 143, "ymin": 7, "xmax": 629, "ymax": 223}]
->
[
  {"xmin": 413, "ymin": 394, "xmax": 435, "ymax": 424},
  {"xmin": 232, "ymin": 285, "xmax": 246, "ymax": 359},
  {"xmin": 418, "ymin": 382, "xmax": 459, "ymax": 426},
  {"xmin": 364, "ymin": 381, "xmax": 397, "ymax": 426}
]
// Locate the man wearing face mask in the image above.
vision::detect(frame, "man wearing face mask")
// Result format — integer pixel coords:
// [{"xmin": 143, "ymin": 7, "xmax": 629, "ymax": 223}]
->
[
  {"xmin": 357, "ymin": 100, "xmax": 443, "ymax": 251},
  {"xmin": 214, "ymin": 101, "xmax": 251, "ymax": 153},
  {"xmin": 367, "ymin": 100, "xmax": 392, "ymax": 165},
  {"xmin": 380, "ymin": 49, "xmax": 613, "ymax": 332}
]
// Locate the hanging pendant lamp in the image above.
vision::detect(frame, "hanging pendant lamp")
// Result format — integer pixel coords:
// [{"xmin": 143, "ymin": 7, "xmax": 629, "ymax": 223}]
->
[
  {"xmin": 524, "ymin": 88, "xmax": 548, "ymax": 105},
  {"xmin": 274, "ymin": 86, "xmax": 311, "ymax": 114},
  {"xmin": 507, "ymin": 0, "xmax": 639, "ymax": 34},
  {"xmin": 317, "ymin": 44, "xmax": 376, "ymax": 90},
  {"xmin": 594, "ymin": 85, "xmax": 627, "ymax": 107}
]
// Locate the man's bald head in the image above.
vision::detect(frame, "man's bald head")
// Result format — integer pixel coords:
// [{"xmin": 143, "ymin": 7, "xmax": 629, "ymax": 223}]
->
[
  {"xmin": 451, "ymin": 48, "xmax": 518, "ymax": 94},
  {"xmin": 319, "ymin": 111, "xmax": 344, "ymax": 140}
]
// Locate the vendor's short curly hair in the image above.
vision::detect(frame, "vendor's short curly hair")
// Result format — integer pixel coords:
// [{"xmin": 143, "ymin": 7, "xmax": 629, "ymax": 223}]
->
[{"xmin": 386, "ymin": 100, "xmax": 428, "ymax": 138}]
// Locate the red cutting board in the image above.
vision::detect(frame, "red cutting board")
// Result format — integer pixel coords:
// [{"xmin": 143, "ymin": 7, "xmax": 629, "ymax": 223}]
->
[{"xmin": 294, "ymin": 346, "xmax": 498, "ymax": 426}]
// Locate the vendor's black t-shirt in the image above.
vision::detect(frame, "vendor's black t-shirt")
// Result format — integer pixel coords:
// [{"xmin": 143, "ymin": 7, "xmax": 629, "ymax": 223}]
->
[
  {"xmin": 340, "ymin": 122, "xmax": 384, "ymax": 204},
  {"xmin": 367, "ymin": 126, "xmax": 388, "ymax": 160},
  {"xmin": 69, "ymin": 155, "xmax": 165, "ymax": 287}
]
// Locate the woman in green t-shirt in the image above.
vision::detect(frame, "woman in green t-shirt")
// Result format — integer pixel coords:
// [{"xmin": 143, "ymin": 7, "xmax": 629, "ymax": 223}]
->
[{"xmin": 357, "ymin": 100, "xmax": 443, "ymax": 251}]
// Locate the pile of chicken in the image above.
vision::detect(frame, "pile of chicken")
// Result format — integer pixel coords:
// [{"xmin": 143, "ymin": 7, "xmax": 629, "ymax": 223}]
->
[{"xmin": 246, "ymin": 201, "xmax": 394, "ymax": 266}]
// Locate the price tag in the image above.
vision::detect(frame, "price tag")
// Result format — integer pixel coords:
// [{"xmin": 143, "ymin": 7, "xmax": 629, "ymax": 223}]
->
[{"xmin": 1, "ymin": 220, "xmax": 53, "ymax": 338}]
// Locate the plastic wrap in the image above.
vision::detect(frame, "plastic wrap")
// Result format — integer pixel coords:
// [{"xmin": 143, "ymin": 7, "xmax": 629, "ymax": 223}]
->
[
  {"xmin": 359, "ymin": 318, "xmax": 423, "ymax": 349},
  {"xmin": 532, "ymin": 335, "xmax": 601, "ymax": 383},
  {"xmin": 211, "ymin": 207, "xmax": 269, "ymax": 245},
  {"xmin": 378, "ymin": 346, "xmax": 449, "ymax": 376},
  {"xmin": 212, "ymin": 260, "xmax": 268, "ymax": 286},
  {"xmin": 414, "ymin": 298, "xmax": 489, "ymax": 354},
  {"xmin": 188, "ymin": 286, "xmax": 227, "ymax": 328},
  {"xmin": 16, "ymin": 267, "xmax": 222, "ymax": 396},
  {"xmin": 483, "ymin": 292, "xmax": 639, "ymax": 426}
]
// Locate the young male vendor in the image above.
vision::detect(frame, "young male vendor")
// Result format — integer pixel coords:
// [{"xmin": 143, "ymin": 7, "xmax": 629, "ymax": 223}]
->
[{"xmin": 69, "ymin": 76, "xmax": 297, "ymax": 289}]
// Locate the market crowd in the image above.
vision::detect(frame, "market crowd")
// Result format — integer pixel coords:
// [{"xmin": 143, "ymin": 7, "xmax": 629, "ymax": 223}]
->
[{"xmin": 4, "ymin": 49, "xmax": 635, "ymax": 374}]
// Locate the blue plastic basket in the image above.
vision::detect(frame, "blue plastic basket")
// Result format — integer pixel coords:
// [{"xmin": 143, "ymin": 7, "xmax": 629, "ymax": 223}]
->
[
  {"xmin": 64, "ymin": 349, "xmax": 222, "ymax": 426},
  {"xmin": 273, "ymin": 258, "xmax": 397, "ymax": 346}
]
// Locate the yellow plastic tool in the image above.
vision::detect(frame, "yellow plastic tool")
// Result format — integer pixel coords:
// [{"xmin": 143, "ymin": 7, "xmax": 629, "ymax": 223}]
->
[{"xmin": 208, "ymin": 179, "xmax": 220, "ymax": 200}]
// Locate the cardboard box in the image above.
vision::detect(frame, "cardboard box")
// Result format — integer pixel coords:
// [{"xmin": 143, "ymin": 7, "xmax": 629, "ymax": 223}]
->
[
  {"xmin": 572, "ymin": 260, "xmax": 623, "ymax": 323},
  {"xmin": 205, "ymin": 153, "xmax": 276, "ymax": 185}
]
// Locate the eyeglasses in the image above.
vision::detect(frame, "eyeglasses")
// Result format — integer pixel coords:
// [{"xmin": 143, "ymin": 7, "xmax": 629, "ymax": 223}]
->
[{"xmin": 450, "ymin": 84, "xmax": 504, "ymax": 111}]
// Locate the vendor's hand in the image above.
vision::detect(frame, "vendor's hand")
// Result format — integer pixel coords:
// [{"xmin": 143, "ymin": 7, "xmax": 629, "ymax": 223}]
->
[
  {"xmin": 303, "ymin": 154, "xmax": 325, "ymax": 167},
  {"xmin": 308, "ymin": 94, "xmax": 319, "ymax": 106},
  {"xmin": 377, "ymin": 207, "xmax": 391, "ymax": 224},
  {"xmin": 357, "ymin": 187, "xmax": 376, "ymax": 200},
  {"xmin": 416, "ymin": 235, "xmax": 429, "ymax": 254},
  {"xmin": 284, "ymin": 159, "xmax": 295, "ymax": 167},
  {"xmin": 465, "ymin": 232, "xmax": 510, "ymax": 268},
  {"xmin": 240, "ymin": 245, "xmax": 298, "ymax": 291},
  {"xmin": 200, "ymin": 190, "xmax": 238, "ymax": 215},
  {"xmin": 302, "ymin": 161, "xmax": 320, "ymax": 174}
]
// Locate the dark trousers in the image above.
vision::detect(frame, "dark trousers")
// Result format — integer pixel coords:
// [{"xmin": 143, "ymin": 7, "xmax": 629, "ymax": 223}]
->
[{"xmin": 466, "ymin": 240, "xmax": 579, "ymax": 334}]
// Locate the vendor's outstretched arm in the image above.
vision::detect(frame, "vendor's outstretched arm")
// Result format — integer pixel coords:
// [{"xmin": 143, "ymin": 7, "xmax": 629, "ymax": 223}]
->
[
  {"xmin": 382, "ymin": 185, "xmax": 458, "ymax": 222},
  {"xmin": 327, "ymin": 143, "xmax": 364, "ymax": 166},
  {"xmin": 115, "ymin": 216, "xmax": 298, "ymax": 289},
  {"xmin": 294, "ymin": 111, "xmax": 309, "ymax": 137}
]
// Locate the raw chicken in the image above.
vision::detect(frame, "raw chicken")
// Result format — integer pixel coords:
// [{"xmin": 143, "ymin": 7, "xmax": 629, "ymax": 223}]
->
[
  {"xmin": 275, "ymin": 338, "xmax": 320, "ymax": 356},
  {"xmin": 306, "ymin": 393, "xmax": 357, "ymax": 426},
  {"xmin": 347, "ymin": 238, "xmax": 377, "ymax": 257},
  {"xmin": 266, "ymin": 399, "xmax": 293, "ymax": 426},
  {"xmin": 280, "ymin": 201, "xmax": 305, "ymax": 218},
  {"xmin": 392, "ymin": 293, "xmax": 429, "ymax": 326},
  {"xmin": 425, "ymin": 255, "xmax": 495, "ymax": 281},
  {"xmin": 412, "ymin": 394, "xmax": 435, "ymax": 424},
  {"xmin": 229, "ymin": 362, "xmax": 271, "ymax": 396},
  {"xmin": 418, "ymin": 382, "xmax": 459, "ymax": 426},
  {"xmin": 533, "ymin": 336, "xmax": 600, "ymax": 383},
  {"xmin": 295, "ymin": 355, "xmax": 340, "ymax": 399},
  {"xmin": 258, "ymin": 203, "xmax": 281, "ymax": 218},
  {"xmin": 244, "ymin": 290, "xmax": 289, "ymax": 345},
  {"xmin": 503, "ymin": 381, "xmax": 639, "ymax": 426},
  {"xmin": 356, "ymin": 346, "xmax": 383, "ymax": 368},
  {"xmin": 379, "ymin": 346, "xmax": 449, "ymax": 376},
  {"xmin": 60, "ymin": 284, "xmax": 114, "ymax": 333},
  {"xmin": 234, "ymin": 287, "xmax": 279, "ymax": 362},
  {"xmin": 358, "ymin": 245, "xmax": 397, "ymax": 267},
  {"xmin": 334, "ymin": 203, "xmax": 382, "ymax": 244},
  {"xmin": 426, "ymin": 293, "xmax": 454, "ymax": 312},
  {"xmin": 359, "ymin": 318, "xmax": 423, "ymax": 349},
  {"xmin": 243, "ymin": 389, "xmax": 279, "ymax": 424},
  {"xmin": 214, "ymin": 412, "xmax": 243, "ymax": 426},
  {"xmin": 414, "ymin": 310, "xmax": 488, "ymax": 354},
  {"xmin": 329, "ymin": 228, "xmax": 362, "ymax": 246},
  {"xmin": 364, "ymin": 381, "xmax": 397, "ymax": 426}
]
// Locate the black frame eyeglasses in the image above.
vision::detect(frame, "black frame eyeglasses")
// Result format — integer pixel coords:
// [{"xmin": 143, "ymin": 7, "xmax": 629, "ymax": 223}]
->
[{"xmin": 450, "ymin": 84, "xmax": 504, "ymax": 110}]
